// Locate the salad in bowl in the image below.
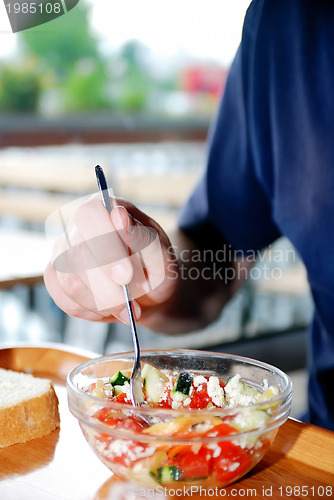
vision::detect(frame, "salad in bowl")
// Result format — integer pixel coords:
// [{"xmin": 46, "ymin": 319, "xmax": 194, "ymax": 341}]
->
[{"xmin": 67, "ymin": 350, "xmax": 292, "ymax": 489}]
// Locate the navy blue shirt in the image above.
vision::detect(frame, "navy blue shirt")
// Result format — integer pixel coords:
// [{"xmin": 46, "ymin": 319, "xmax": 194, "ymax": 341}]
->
[{"xmin": 179, "ymin": 0, "xmax": 334, "ymax": 430}]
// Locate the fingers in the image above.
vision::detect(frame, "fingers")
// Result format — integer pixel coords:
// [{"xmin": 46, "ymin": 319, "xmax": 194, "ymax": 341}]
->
[
  {"xmin": 44, "ymin": 261, "xmax": 142, "ymax": 324},
  {"xmin": 71, "ymin": 195, "xmax": 134, "ymax": 286},
  {"xmin": 45, "ymin": 195, "xmax": 176, "ymax": 325},
  {"xmin": 111, "ymin": 203, "xmax": 178, "ymax": 306},
  {"xmin": 44, "ymin": 262, "xmax": 105, "ymax": 322},
  {"xmin": 48, "ymin": 195, "xmax": 139, "ymax": 321},
  {"xmin": 52, "ymin": 195, "xmax": 134, "ymax": 309}
]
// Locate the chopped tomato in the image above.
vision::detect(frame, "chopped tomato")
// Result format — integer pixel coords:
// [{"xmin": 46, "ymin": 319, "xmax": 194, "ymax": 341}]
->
[
  {"xmin": 93, "ymin": 409, "xmax": 147, "ymax": 432},
  {"xmin": 93, "ymin": 407, "xmax": 119, "ymax": 425},
  {"xmin": 167, "ymin": 444, "xmax": 192, "ymax": 460},
  {"xmin": 93, "ymin": 410, "xmax": 150, "ymax": 463},
  {"xmin": 112, "ymin": 392, "xmax": 129, "ymax": 404},
  {"xmin": 213, "ymin": 441, "xmax": 252, "ymax": 483},
  {"xmin": 202, "ymin": 422, "xmax": 236, "ymax": 438},
  {"xmin": 108, "ymin": 436, "xmax": 153, "ymax": 467},
  {"xmin": 168, "ymin": 447, "xmax": 213, "ymax": 480},
  {"xmin": 157, "ymin": 385, "xmax": 173, "ymax": 408},
  {"xmin": 259, "ymin": 437, "xmax": 271, "ymax": 453},
  {"xmin": 188, "ymin": 379, "xmax": 211, "ymax": 409},
  {"xmin": 188, "ymin": 391, "xmax": 210, "ymax": 409},
  {"xmin": 219, "ymin": 379, "xmax": 227, "ymax": 389}
]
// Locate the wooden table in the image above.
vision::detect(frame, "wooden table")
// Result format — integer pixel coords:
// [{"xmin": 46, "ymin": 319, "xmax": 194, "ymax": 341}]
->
[
  {"xmin": 0, "ymin": 229, "xmax": 48, "ymax": 288},
  {"xmin": 0, "ymin": 344, "xmax": 333, "ymax": 500}
]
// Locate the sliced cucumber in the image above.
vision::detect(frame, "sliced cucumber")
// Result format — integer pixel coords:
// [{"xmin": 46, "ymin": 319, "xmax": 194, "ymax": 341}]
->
[
  {"xmin": 113, "ymin": 384, "xmax": 125, "ymax": 396},
  {"xmin": 110, "ymin": 370, "xmax": 129, "ymax": 386},
  {"xmin": 155, "ymin": 465, "xmax": 182, "ymax": 483},
  {"xmin": 142, "ymin": 363, "xmax": 168, "ymax": 403},
  {"xmin": 173, "ymin": 372, "xmax": 193, "ymax": 396},
  {"xmin": 242, "ymin": 384, "xmax": 259, "ymax": 398},
  {"xmin": 257, "ymin": 385, "xmax": 280, "ymax": 402},
  {"xmin": 231, "ymin": 408, "xmax": 270, "ymax": 432}
]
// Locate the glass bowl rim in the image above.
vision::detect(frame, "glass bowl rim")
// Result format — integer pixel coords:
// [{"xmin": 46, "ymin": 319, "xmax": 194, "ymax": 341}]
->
[{"xmin": 67, "ymin": 349, "xmax": 292, "ymax": 427}]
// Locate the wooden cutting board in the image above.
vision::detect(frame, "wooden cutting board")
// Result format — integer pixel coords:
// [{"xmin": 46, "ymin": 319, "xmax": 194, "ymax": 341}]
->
[{"xmin": 0, "ymin": 344, "xmax": 333, "ymax": 500}]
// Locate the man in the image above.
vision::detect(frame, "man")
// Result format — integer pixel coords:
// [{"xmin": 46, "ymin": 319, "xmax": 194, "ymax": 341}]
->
[{"xmin": 44, "ymin": 0, "xmax": 334, "ymax": 430}]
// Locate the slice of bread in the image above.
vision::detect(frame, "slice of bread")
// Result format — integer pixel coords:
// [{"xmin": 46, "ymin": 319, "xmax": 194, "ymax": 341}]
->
[{"xmin": 0, "ymin": 368, "xmax": 60, "ymax": 447}]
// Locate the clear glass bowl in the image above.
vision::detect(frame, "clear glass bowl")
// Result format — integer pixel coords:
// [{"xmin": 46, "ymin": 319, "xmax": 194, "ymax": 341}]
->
[{"xmin": 67, "ymin": 350, "xmax": 292, "ymax": 489}]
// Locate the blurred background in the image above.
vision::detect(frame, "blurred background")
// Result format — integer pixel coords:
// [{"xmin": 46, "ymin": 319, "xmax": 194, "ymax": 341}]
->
[{"xmin": 0, "ymin": 0, "xmax": 311, "ymax": 417}]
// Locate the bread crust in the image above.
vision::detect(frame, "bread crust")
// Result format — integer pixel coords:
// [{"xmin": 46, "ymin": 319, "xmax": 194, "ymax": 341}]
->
[{"xmin": 0, "ymin": 385, "xmax": 60, "ymax": 448}]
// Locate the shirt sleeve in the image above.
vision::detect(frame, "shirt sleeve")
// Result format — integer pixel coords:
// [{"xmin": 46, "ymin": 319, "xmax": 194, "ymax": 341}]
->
[{"xmin": 178, "ymin": 0, "xmax": 281, "ymax": 253}]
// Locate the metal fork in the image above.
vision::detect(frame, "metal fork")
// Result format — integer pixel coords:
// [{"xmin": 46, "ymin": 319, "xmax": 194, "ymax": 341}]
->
[{"xmin": 95, "ymin": 164, "xmax": 144, "ymax": 406}]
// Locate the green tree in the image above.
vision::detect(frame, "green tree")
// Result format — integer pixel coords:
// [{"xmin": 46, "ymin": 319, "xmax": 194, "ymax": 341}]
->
[
  {"xmin": 20, "ymin": 1, "xmax": 102, "ymax": 79},
  {"xmin": 61, "ymin": 59, "xmax": 110, "ymax": 111},
  {"xmin": 0, "ymin": 58, "xmax": 41, "ymax": 112},
  {"xmin": 12, "ymin": 0, "xmax": 111, "ymax": 112},
  {"xmin": 1, "ymin": 3, "xmax": 176, "ymax": 114},
  {"xmin": 108, "ymin": 41, "xmax": 153, "ymax": 112}
]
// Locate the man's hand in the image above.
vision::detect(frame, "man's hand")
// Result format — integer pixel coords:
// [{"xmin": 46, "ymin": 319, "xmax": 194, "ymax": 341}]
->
[
  {"xmin": 44, "ymin": 195, "xmax": 247, "ymax": 334},
  {"xmin": 44, "ymin": 195, "xmax": 178, "ymax": 325}
]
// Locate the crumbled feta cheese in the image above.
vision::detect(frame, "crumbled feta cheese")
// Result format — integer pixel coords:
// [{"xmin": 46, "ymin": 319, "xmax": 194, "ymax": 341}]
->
[
  {"xmin": 107, "ymin": 440, "xmax": 155, "ymax": 465},
  {"xmin": 92, "ymin": 379, "xmax": 105, "ymax": 398},
  {"xmin": 207, "ymin": 376, "xmax": 224, "ymax": 407},
  {"xmin": 193, "ymin": 375, "xmax": 207, "ymax": 387},
  {"xmin": 269, "ymin": 385, "xmax": 279, "ymax": 396},
  {"xmin": 225, "ymin": 374, "xmax": 259, "ymax": 406},
  {"xmin": 160, "ymin": 381, "xmax": 173, "ymax": 402},
  {"xmin": 229, "ymin": 462, "xmax": 240, "ymax": 472},
  {"xmin": 193, "ymin": 422, "xmax": 212, "ymax": 433},
  {"xmin": 120, "ymin": 381, "xmax": 132, "ymax": 402},
  {"xmin": 213, "ymin": 447, "xmax": 221, "ymax": 458},
  {"xmin": 206, "ymin": 443, "xmax": 222, "ymax": 458},
  {"xmin": 171, "ymin": 391, "xmax": 186, "ymax": 402},
  {"xmin": 191, "ymin": 443, "xmax": 202, "ymax": 454},
  {"xmin": 254, "ymin": 439, "xmax": 263, "ymax": 449}
]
